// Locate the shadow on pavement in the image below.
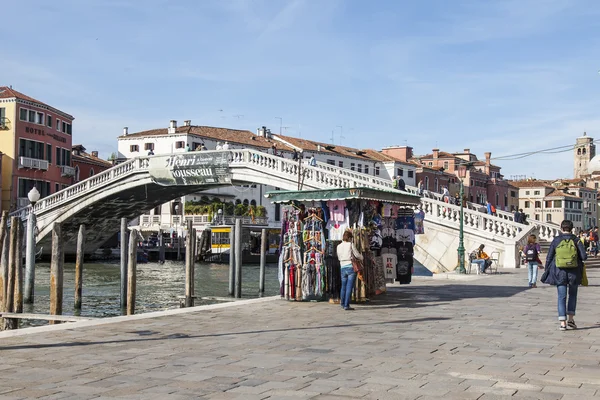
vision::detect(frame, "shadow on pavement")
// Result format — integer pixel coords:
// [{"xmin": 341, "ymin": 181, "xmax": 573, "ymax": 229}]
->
[
  {"xmin": 367, "ymin": 284, "xmax": 530, "ymax": 309},
  {"xmin": 0, "ymin": 316, "xmax": 450, "ymax": 351}
]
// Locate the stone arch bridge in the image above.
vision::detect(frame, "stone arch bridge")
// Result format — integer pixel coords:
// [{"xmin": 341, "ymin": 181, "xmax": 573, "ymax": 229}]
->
[{"xmin": 10, "ymin": 149, "xmax": 561, "ymax": 272}]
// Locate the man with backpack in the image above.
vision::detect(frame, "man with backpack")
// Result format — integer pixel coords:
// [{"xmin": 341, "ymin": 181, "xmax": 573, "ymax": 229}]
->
[{"xmin": 541, "ymin": 219, "xmax": 587, "ymax": 331}]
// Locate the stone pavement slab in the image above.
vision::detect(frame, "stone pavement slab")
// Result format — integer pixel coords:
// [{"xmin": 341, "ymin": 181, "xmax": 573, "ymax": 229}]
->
[{"xmin": 1, "ymin": 268, "xmax": 600, "ymax": 399}]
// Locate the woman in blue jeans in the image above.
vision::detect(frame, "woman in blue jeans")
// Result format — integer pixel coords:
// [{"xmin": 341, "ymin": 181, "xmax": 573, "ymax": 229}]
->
[
  {"xmin": 336, "ymin": 230, "xmax": 363, "ymax": 311},
  {"xmin": 524, "ymin": 234, "xmax": 542, "ymax": 288},
  {"xmin": 541, "ymin": 219, "xmax": 586, "ymax": 331}
]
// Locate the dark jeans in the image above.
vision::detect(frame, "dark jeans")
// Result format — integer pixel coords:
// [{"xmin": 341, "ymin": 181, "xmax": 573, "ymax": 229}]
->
[
  {"xmin": 557, "ymin": 284, "xmax": 578, "ymax": 321},
  {"xmin": 340, "ymin": 265, "xmax": 356, "ymax": 309}
]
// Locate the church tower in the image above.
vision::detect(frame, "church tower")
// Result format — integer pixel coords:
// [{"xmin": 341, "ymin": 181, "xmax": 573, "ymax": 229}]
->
[{"xmin": 574, "ymin": 132, "xmax": 595, "ymax": 178}]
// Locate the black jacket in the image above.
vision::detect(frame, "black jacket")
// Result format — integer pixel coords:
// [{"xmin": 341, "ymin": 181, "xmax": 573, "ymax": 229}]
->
[{"xmin": 542, "ymin": 233, "xmax": 586, "ymax": 286}]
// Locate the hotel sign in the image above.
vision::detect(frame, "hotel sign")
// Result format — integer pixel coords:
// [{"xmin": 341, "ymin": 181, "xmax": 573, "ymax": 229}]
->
[
  {"xmin": 148, "ymin": 152, "xmax": 232, "ymax": 186},
  {"xmin": 24, "ymin": 127, "xmax": 67, "ymax": 143}
]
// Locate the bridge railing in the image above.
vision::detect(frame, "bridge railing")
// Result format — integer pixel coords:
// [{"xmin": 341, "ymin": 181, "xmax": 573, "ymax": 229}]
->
[{"xmin": 9, "ymin": 157, "xmax": 145, "ymax": 221}]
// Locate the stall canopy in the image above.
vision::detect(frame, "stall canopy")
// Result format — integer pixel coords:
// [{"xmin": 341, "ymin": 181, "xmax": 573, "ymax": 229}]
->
[{"xmin": 265, "ymin": 187, "xmax": 421, "ymax": 206}]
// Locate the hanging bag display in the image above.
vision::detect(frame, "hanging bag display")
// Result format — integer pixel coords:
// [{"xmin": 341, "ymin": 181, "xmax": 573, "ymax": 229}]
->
[{"xmin": 351, "ymin": 253, "xmax": 363, "ymax": 274}]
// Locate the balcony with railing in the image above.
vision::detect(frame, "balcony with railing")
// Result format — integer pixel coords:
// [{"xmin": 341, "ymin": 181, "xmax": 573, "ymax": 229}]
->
[
  {"xmin": 18, "ymin": 157, "xmax": 48, "ymax": 170},
  {"xmin": 61, "ymin": 165, "xmax": 76, "ymax": 177}
]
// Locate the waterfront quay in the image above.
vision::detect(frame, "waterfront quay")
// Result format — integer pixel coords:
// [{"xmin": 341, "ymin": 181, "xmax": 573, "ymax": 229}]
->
[{"xmin": 1, "ymin": 269, "xmax": 600, "ymax": 399}]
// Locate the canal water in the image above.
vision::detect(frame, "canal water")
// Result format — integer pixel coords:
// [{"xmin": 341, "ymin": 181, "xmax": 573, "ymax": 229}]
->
[
  {"xmin": 23, "ymin": 261, "xmax": 281, "ymax": 325},
  {"xmin": 20, "ymin": 259, "xmax": 432, "ymax": 327}
]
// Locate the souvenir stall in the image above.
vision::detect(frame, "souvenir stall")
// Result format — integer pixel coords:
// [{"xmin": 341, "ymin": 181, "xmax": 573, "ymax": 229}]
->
[{"xmin": 266, "ymin": 187, "xmax": 423, "ymax": 303}]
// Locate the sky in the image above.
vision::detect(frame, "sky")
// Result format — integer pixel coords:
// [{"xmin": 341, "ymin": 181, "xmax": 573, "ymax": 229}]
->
[{"xmin": 2, "ymin": 0, "xmax": 600, "ymax": 179}]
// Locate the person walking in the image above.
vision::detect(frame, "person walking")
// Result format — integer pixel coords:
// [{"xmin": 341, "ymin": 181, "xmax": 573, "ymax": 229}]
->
[
  {"xmin": 541, "ymin": 219, "xmax": 587, "ymax": 331},
  {"xmin": 336, "ymin": 230, "xmax": 363, "ymax": 311},
  {"xmin": 485, "ymin": 201, "xmax": 492, "ymax": 215},
  {"xmin": 222, "ymin": 141, "xmax": 230, "ymax": 150},
  {"xmin": 590, "ymin": 227, "xmax": 599, "ymax": 257},
  {"xmin": 524, "ymin": 234, "xmax": 541, "ymax": 288},
  {"xmin": 442, "ymin": 186, "xmax": 450, "ymax": 203},
  {"xmin": 417, "ymin": 179, "xmax": 424, "ymax": 196},
  {"xmin": 397, "ymin": 177, "xmax": 406, "ymax": 191},
  {"xmin": 309, "ymin": 155, "xmax": 317, "ymax": 166}
]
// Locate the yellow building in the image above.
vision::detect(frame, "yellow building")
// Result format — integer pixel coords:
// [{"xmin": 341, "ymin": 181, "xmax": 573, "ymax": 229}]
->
[{"xmin": 0, "ymin": 96, "xmax": 16, "ymax": 212}]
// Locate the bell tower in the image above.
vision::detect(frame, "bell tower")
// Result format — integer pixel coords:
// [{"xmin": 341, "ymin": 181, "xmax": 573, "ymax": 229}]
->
[{"xmin": 574, "ymin": 132, "xmax": 595, "ymax": 178}]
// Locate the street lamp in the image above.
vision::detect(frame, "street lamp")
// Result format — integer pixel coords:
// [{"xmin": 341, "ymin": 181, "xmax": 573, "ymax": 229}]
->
[
  {"xmin": 456, "ymin": 163, "xmax": 473, "ymax": 274},
  {"xmin": 24, "ymin": 186, "xmax": 41, "ymax": 303}
]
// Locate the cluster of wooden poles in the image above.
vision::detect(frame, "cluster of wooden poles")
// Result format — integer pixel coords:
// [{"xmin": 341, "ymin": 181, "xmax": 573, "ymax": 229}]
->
[
  {"xmin": 0, "ymin": 211, "xmax": 269, "ymax": 331},
  {"xmin": 228, "ymin": 219, "xmax": 268, "ymax": 298}
]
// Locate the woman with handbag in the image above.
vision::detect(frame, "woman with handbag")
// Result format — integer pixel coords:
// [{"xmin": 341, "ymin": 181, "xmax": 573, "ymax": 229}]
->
[{"xmin": 336, "ymin": 230, "xmax": 363, "ymax": 311}]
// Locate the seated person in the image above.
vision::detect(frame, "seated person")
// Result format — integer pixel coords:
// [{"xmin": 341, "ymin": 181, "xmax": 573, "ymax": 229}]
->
[{"xmin": 472, "ymin": 244, "xmax": 492, "ymax": 273}]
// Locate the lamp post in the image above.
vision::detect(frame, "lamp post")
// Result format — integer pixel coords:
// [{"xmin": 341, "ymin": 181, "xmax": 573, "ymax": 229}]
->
[
  {"xmin": 24, "ymin": 186, "xmax": 40, "ymax": 303},
  {"xmin": 456, "ymin": 163, "xmax": 474, "ymax": 274}
]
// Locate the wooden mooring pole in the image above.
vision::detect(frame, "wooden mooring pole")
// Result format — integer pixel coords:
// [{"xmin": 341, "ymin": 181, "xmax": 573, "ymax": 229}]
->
[
  {"xmin": 126, "ymin": 229, "xmax": 137, "ymax": 315},
  {"xmin": 185, "ymin": 220, "xmax": 195, "ymax": 307},
  {"xmin": 228, "ymin": 225, "xmax": 235, "ymax": 297},
  {"xmin": 158, "ymin": 229, "xmax": 165, "ymax": 263},
  {"xmin": 234, "ymin": 218, "xmax": 242, "ymax": 299},
  {"xmin": 120, "ymin": 218, "xmax": 128, "ymax": 309},
  {"xmin": 259, "ymin": 228, "xmax": 267, "ymax": 294},
  {"xmin": 74, "ymin": 225, "xmax": 85, "ymax": 311},
  {"xmin": 4, "ymin": 217, "xmax": 19, "ymax": 329},
  {"xmin": 14, "ymin": 220, "xmax": 23, "ymax": 314},
  {"xmin": 49, "ymin": 223, "xmax": 64, "ymax": 325},
  {"xmin": 0, "ymin": 211, "xmax": 8, "ymax": 315}
]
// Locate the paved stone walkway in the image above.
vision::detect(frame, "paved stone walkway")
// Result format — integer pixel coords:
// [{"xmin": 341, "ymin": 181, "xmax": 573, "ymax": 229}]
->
[{"xmin": 1, "ymin": 268, "xmax": 600, "ymax": 400}]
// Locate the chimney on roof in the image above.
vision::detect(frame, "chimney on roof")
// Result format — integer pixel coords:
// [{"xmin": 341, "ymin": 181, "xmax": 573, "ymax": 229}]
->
[
  {"xmin": 123, "ymin": 127, "xmax": 128, "ymax": 136},
  {"xmin": 91, "ymin": 151, "xmax": 99, "ymax": 157},
  {"xmin": 432, "ymin": 148, "xmax": 439, "ymax": 159},
  {"xmin": 464, "ymin": 148, "xmax": 470, "ymax": 153},
  {"xmin": 257, "ymin": 126, "xmax": 266, "ymax": 137},
  {"xmin": 184, "ymin": 120, "xmax": 191, "ymax": 127},
  {"xmin": 484, "ymin": 152, "xmax": 491, "ymax": 166},
  {"xmin": 168, "ymin": 120, "xmax": 177, "ymax": 134}
]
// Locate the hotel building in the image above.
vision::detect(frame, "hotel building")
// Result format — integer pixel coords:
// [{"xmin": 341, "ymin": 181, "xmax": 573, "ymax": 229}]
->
[{"xmin": 0, "ymin": 86, "xmax": 75, "ymax": 211}]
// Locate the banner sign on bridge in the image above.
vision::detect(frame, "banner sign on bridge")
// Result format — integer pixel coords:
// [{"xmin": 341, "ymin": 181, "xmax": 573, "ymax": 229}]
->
[{"xmin": 148, "ymin": 152, "xmax": 232, "ymax": 186}]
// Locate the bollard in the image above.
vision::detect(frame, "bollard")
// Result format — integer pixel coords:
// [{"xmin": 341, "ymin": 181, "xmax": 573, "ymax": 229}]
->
[
  {"xmin": 259, "ymin": 228, "xmax": 267, "ymax": 294},
  {"xmin": 120, "ymin": 218, "xmax": 128, "ymax": 309},
  {"xmin": 74, "ymin": 225, "xmax": 85, "ymax": 311},
  {"xmin": 49, "ymin": 223, "xmax": 64, "ymax": 325},
  {"xmin": 14, "ymin": 221, "xmax": 23, "ymax": 314},
  {"xmin": 4, "ymin": 217, "xmax": 19, "ymax": 329},
  {"xmin": 228, "ymin": 225, "xmax": 235, "ymax": 297},
  {"xmin": 24, "ymin": 212, "xmax": 36, "ymax": 304},
  {"xmin": 185, "ymin": 220, "xmax": 194, "ymax": 307},
  {"xmin": 0, "ymin": 210, "xmax": 8, "ymax": 313},
  {"xmin": 234, "ymin": 218, "xmax": 242, "ymax": 299},
  {"xmin": 127, "ymin": 229, "xmax": 137, "ymax": 315}
]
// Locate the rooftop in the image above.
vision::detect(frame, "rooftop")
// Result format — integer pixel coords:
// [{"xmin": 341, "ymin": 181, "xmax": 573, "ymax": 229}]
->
[
  {"xmin": 508, "ymin": 180, "xmax": 553, "ymax": 188},
  {"xmin": 120, "ymin": 125, "xmax": 291, "ymax": 150},
  {"xmin": 72, "ymin": 145, "xmax": 113, "ymax": 168},
  {"xmin": 0, "ymin": 86, "xmax": 74, "ymax": 119},
  {"xmin": 546, "ymin": 190, "xmax": 583, "ymax": 199}
]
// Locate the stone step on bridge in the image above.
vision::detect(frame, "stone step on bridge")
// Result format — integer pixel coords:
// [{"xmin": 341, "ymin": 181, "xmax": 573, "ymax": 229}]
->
[{"xmin": 8, "ymin": 149, "xmax": 561, "ymax": 270}]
